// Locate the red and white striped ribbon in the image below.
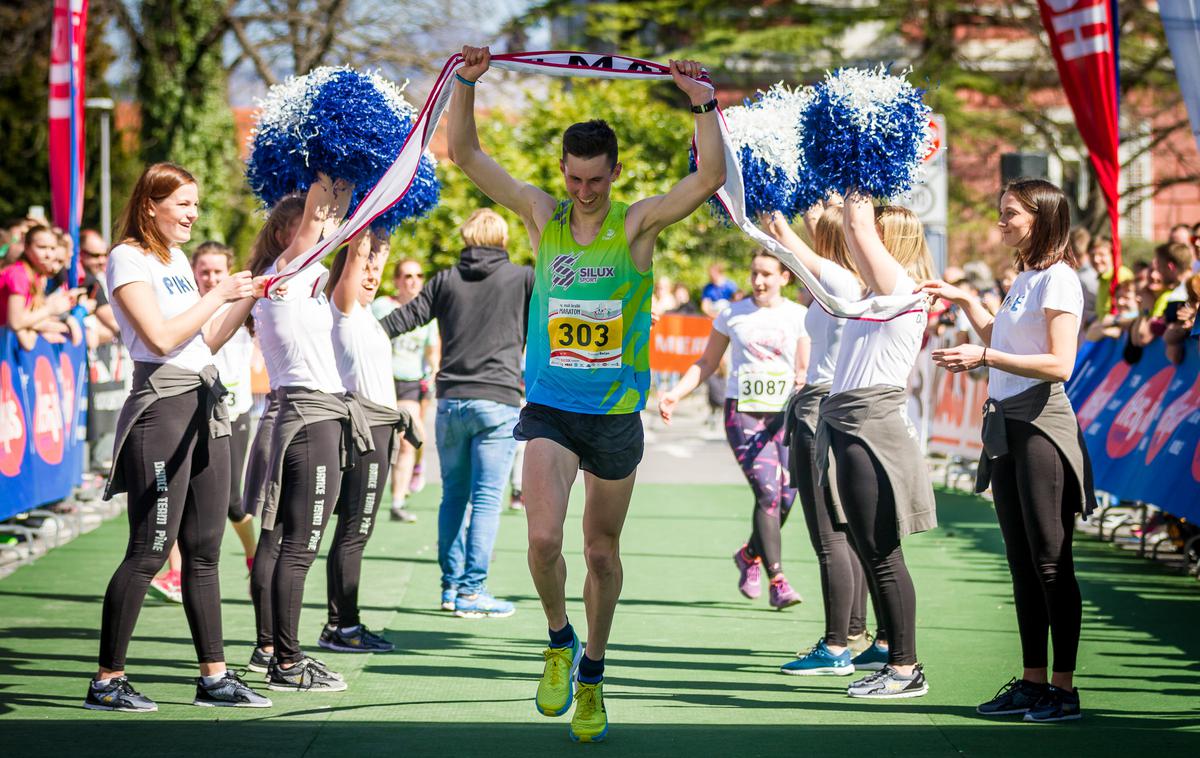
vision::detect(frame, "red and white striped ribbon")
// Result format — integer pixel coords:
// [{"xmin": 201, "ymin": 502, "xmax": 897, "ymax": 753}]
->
[{"xmin": 266, "ymin": 50, "xmax": 925, "ymax": 321}]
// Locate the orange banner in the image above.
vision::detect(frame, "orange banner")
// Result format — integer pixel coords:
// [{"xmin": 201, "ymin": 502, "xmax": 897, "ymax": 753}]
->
[
  {"xmin": 928, "ymin": 364, "xmax": 986, "ymax": 459},
  {"xmin": 250, "ymin": 338, "xmax": 271, "ymax": 395},
  {"xmin": 650, "ymin": 313, "xmax": 712, "ymax": 374}
]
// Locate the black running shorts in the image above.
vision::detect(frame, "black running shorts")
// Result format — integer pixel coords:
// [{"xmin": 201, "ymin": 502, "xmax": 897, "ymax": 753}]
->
[
  {"xmin": 514, "ymin": 402, "xmax": 644, "ymax": 481},
  {"xmin": 393, "ymin": 379, "xmax": 427, "ymax": 403}
]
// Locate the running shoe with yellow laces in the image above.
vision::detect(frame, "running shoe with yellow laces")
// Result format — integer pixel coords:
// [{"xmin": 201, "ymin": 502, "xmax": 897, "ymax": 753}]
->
[
  {"xmin": 569, "ymin": 680, "xmax": 609, "ymax": 743},
  {"xmin": 535, "ymin": 632, "xmax": 582, "ymax": 716}
]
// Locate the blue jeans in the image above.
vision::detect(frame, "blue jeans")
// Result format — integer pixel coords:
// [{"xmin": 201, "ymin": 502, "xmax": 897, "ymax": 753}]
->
[{"xmin": 436, "ymin": 398, "xmax": 519, "ymax": 595}]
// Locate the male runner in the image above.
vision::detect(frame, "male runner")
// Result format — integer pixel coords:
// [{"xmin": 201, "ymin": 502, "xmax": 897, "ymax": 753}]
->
[{"xmin": 448, "ymin": 45, "xmax": 726, "ymax": 742}]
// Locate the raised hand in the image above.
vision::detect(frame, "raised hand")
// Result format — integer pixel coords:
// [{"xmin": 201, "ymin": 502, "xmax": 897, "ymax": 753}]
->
[
  {"xmin": 669, "ymin": 59, "xmax": 713, "ymax": 106},
  {"xmin": 459, "ymin": 45, "xmax": 491, "ymax": 83}
]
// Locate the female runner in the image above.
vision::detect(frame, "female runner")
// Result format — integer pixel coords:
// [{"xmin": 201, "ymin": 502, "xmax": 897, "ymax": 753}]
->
[{"xmin": 659, "ymin": 251, "xmax": 808, "ymax": 608}]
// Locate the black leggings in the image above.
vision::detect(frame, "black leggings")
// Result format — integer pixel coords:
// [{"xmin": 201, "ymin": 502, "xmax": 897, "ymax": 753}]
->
[
  {"xmin": 227, "ymin": 415, "xmax": 251, "ymax": 522},
  {"xmin": 990, "ymin": 420, "xmax": 1082, "ymax": 673},
  {"xmin": 327, "ymin": 424, "xmax": 394, "ymax": 628},
  {"xmin": 249, "ymin": 419, "xmax": 344, "ymax": 664},
  {"xmin": 830, "ymin": 427, "xmax": 918, "ymax": 666},
  {"xmin": 792, "ymin": 422, "xmax": 882, "ymax": 646},
  {"xmin": 99, "ymin": 390, "xmax": 230, "ymax": 670}
]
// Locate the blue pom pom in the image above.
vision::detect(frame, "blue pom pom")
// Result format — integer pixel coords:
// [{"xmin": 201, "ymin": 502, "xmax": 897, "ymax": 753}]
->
[
  {"xmin": 246, "ymin": 67, "xmax": 440, "ymax": 231},
  {"xmin": 692, "ymin": 83, "xmax": 822, "ymax": 223},
  {"xmin": 800, "ymin": 66, "xmax": 932, "ymax": 199}
]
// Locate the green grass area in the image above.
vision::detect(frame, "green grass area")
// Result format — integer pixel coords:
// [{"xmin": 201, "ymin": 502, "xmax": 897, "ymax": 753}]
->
[{"xmin": 1, "ymin": 485, "xmax": 1197, "ymax": 756}]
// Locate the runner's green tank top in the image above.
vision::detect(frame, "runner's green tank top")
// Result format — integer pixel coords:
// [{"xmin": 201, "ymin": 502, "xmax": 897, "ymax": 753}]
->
[{"xmin": 525, "ymin": 200, "xmax": 653, "ymax": 414}]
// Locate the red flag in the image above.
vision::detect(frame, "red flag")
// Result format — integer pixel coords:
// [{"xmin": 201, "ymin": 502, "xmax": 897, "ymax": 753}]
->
[
  {"xmin": 1037, "ymin": 0, "xmax": 1121, "ymax": 306},
  {"xmin": 49, "ymin": 0, "xmax": 88, "ymax": 285}
]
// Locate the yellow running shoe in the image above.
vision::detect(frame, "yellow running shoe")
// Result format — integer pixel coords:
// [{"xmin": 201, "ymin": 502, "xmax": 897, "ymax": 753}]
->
[
  {"xmin": 535, "ymin": 633, "xmax": 581, "ymax": 716},
  {"xmin": 569, "ymin": 680, "xmax": 608, "ymax": 743}
]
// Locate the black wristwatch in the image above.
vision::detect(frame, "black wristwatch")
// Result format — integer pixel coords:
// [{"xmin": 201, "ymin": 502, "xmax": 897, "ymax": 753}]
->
[{"xmin": 690, "ymin": 98, "xmax": 718, "ymax": 114}]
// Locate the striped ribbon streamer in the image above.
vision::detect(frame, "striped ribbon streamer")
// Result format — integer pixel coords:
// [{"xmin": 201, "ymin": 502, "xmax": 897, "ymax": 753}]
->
[{"xmin": 266, "ymin": 50, "xmax": 926, "ymax": 321}]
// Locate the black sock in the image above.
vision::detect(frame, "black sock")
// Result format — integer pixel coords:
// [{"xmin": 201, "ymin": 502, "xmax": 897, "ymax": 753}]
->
[
  {"xmin": 549, "ymin": 621, "xmax": 574, "ymax": 649},
  {"xmin": 578, "ymin": 654, "xmax": 604, "ymax": 684}
]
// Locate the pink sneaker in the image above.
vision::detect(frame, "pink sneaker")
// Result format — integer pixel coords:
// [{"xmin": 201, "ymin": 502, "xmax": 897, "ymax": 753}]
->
[
  {"xmin": 769, "ymin": 575, "xmax": 802, "ymax": 610},
  {"xmin": 409, "ymin": 464, "xmax": 426, "ymax": 494},
  {"xmin": 149, "ymin": 571, "xmax": 183, "ymax": 604},
  {"xmin": 733, "ymin": 547, "xmax": 762, "ymax": 599}
]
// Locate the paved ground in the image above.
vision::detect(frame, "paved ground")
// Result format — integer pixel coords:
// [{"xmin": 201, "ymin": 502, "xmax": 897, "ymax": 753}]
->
[{"xmin": 1, "ymin": 401, "xmax": 1197, "ymax": 756}]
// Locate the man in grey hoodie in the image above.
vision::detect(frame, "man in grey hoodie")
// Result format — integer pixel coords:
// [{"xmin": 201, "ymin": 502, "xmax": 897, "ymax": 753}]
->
[{"xmin": 378, "ymin": 208, "xmax": 534, "ymax": 617}]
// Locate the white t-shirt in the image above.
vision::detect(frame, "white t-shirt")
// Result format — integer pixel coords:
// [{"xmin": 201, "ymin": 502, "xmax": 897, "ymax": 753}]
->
[
  {"xmin": 106, "ymin": 244, "xmax": 214, "ymax": 372},
  {"xmin": 370, "ymin": 296, "xmax": 436, "ymax": 381},
  {"xmin": 213, "ymin": 316, "xmax": 255, "ymax": 420},
  {"xmin": 333, "ymin": 299, "xmax": 397, "ymax": 407},
  {"xmin": 805, "ymin": 259, "xmax": 863, "ymax": 385},
  {"xmin": 831, "ymin": 272, "xmax": 928, "ymax": 394},
  {"xmin": 253, "ymin": 262, "xmax": 344, "ymax": 394},
  {"xmin": 989, "ymin": 262, "xmax": 1083, "ymax": 401},
  {"xmin": 713, "ymin": 297, "xmax": 808, "ymax": 400}
]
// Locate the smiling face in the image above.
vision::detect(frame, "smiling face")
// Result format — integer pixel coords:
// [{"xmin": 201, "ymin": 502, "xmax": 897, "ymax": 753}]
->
[
  {"xmin": 997, "ymin": 192, "xmax": 1036, "ymax": 252},
  {"xmin": 358, "ymin": 237, "xmax": 388, "ymax": 305},
  {"xmin": 150, "ymin": 182, "xmax": 199, "ymax": 247},
  {"xmin": 561, "ymin": 153, "xmax": 620, "ymax": 216},
  {"xmin": 192, "ymin": 252, "xmax": 229, "ymax": 296},
  {"xmin": 749, "ymin": 254, "xmax": 789, "ymax": 305}
]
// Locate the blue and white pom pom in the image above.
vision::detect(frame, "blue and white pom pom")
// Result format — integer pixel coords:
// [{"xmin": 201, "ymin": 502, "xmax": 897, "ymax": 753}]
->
[
  {"xmin": 800, "ymin": 66, "xmax": 932, "ymax": 199},
  {"xmin": 695, "ymin": 84, "xmax": 823, "ymax": 221},
  {"xmin": 246, "ymin": 67, "xmax": 440, "ymax": 234}
]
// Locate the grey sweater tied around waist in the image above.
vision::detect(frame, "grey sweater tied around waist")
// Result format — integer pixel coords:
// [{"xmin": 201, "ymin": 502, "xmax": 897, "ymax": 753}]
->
[
  {"xmin": 976, "ymin": 381, "xmax": 1097, "ymax": 516},
  {"xmin": 814, "ymin": 385, "xmax": 938, "ymax": 539},
  {"xmin": 104, "ymin": 362, "xmax": 229, "ymax": 501}
]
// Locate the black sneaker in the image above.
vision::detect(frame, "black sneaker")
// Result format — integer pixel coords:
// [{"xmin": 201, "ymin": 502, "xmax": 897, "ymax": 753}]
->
[
  {"xmin": 193, "ymin": 671, "xmax": 273, "ymax": 708},
  {"xmin": 267, "ymin": 656, "xmax": 348, "ymax": 692},
  {"xmin": 318, "ymin": 624, "xmax": 395, "ymax": 653},
  {"xmin": 847, "ymin": 664, "xmax": 929, "ymax": 699},
  {"xmin": 1023, "ymin": 685, "xmax": 1081, "ymax": 722},
  {"xmin": 247, "ymin": 646, "xmax": 273, "ymax": 674},
  {"xmin": 83, "ymin": 676, "xmax": 158, "ymax": 712},
  {"xmin": 977, "ymin": 677, "xmax": 1047, "ymax": 716}
]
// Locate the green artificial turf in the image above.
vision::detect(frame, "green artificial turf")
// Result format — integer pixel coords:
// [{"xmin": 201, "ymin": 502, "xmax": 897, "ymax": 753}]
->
[{"xmin": 0, "ymin": 485, "xmax": 1196, "ymax": 756}]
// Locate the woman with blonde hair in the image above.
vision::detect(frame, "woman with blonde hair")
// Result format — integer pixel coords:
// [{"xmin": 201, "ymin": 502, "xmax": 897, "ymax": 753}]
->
[
  {"xmin": 762, "ymin": 204, "xmax": 890, "ymax": 676},
  {"xmin": 810, "ymin": 193, "xmax": 937, "ymax": 699},
  {"xmin": 88, "ymin": 162, "xmax": 273, "ymax": 712},
  {"xmin": 378, "ymin": 206, "xmax": 534, "ymax": 617}
]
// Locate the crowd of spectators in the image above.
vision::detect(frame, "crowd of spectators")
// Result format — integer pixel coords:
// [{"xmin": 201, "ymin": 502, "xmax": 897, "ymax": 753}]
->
[{"xmin": 1, "ymin": 217, "xmax": 118, "ymax": 352}]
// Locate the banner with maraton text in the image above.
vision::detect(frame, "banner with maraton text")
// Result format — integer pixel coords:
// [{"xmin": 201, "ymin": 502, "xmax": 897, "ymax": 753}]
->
[{"xmin": 0, "ymin": 329, "xmax": 88, "ymax": 520}]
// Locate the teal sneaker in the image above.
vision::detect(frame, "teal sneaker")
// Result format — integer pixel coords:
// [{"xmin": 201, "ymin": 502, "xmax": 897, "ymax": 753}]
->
[
  {"xmin": 781, "ymin": 639, "xmax": 855, "ymax": 676},
  {"xmin": 851, "ymin": 640, "xmax": 890, "ymax": 672}
]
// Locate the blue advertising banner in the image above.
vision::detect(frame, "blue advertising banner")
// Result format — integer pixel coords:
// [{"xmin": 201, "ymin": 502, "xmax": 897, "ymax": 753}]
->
[
  {"xmin": 1067, "ymin": 338, "xmax": 1200, "ymax": 519},
  {"xmin": 0, "ymin": 328, "xmax": 88, "ymax": 520}
]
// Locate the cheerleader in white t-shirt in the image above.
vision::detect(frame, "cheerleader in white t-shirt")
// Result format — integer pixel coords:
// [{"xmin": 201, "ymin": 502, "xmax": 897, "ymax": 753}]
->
[
  {"xmin": 920, "ymin": 179, "xmax": 1094, "ymax": 723},
  {"xmin": 659, "ymin": 251, "xmax": 809, "ymax": 608},
  {"xmin": 244, "ymin": 176, "xmax": 366, "ymax": 693},
  {"xmin": 88, "ymin": 162, "xmax": 272, "ymax": 712},
  {"xmin": 815, "ymin": 194, "xmax": 937, "ymax": 700},
  {"xmin": 761, "ymin": 205, "xmax": 890, "ymax": 676},
  {"xmin": 318, "ymin": 229, "xmax": 415, "ymax": 654}
]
